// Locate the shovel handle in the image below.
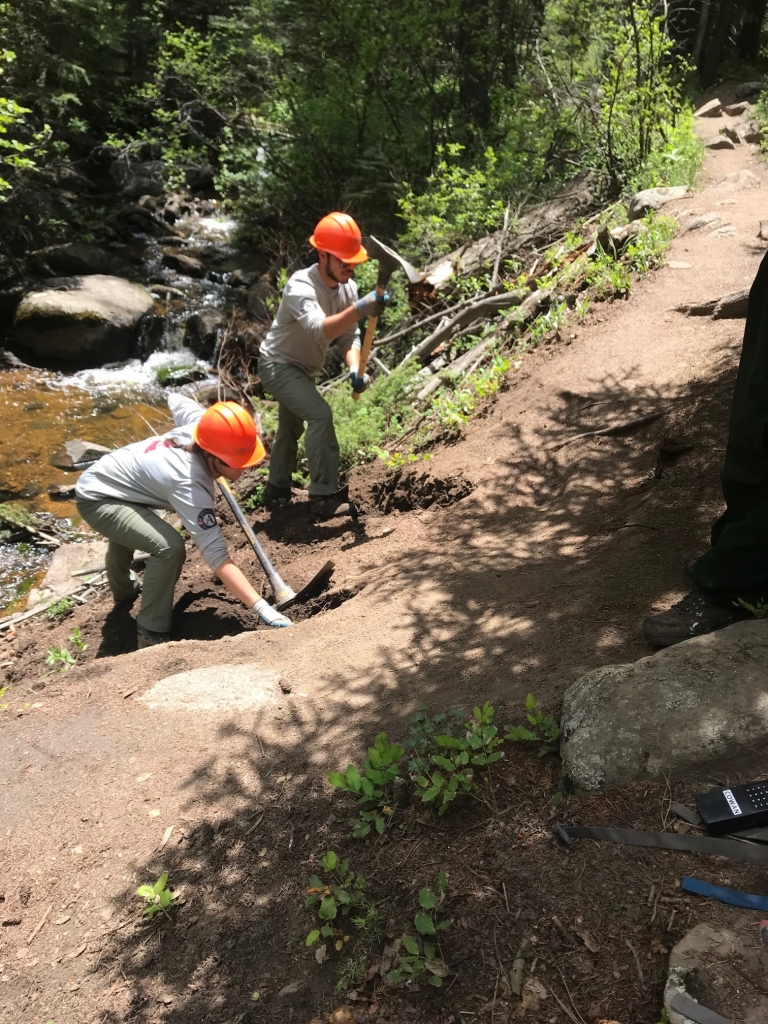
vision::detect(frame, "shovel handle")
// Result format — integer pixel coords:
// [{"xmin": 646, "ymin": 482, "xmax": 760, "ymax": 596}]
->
[{"xmin": 352, "ymin": 283, "xmax": 385, "ymax": 402}]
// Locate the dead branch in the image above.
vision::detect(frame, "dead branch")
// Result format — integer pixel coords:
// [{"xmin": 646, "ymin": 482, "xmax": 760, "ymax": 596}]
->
[{"xmin": 548, "ymin": 411, "xmax": 664, "ymax": 450}]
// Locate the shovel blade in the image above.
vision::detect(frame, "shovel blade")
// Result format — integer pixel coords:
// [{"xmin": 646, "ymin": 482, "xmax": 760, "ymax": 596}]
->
[{"xmin": 274, "ymin": 560, "xmax": 335, "ymax": 611}]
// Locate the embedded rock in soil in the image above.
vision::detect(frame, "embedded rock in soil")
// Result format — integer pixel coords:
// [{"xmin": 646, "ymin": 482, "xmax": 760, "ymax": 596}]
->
[
  {"xmin": 712, "ymin": 287, "xmax": 750, "ymax": 319},
  {"xmin": 708, "ymin": 169, "xmax": 762, "ymax": 192},
  {"xmin": 707, "ymin": 137, "xmax": 736, "ymax": 151},
  {"xmin": 627, "ymin": 185, "xmax": 688, "ymax": 221},
  {"xmin": 693, "ymin": 98, "xmax": 722, "ymax": 118},
  {"xmin": 51, "ymin": 439, "xmax": 111, "ymax": 470},
  {"xmin": 138, "ymin": 663, "xmax": 283, "ymax": 712},
  {"xmin": 560, "ymin": 619, "xmax": 768, "ymax": 791},
  {"xmin": 665, "ymin": 919, "xmax": 768, "ymax": 1024},
  {"xmin": 723, "ymin": 101, "xmax": 750, "ymax": 116},
  {"xmin": 370, "ymin": 469, "xmax": 473, "ymax": 514},
  {"xmin": 13, "ymin": 275, "xmax": 155, "ymax": 368}
]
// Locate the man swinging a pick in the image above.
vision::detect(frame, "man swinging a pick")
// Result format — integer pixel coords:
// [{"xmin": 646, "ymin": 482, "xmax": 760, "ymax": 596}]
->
[{"xmin": 258, "ymin": 212, "xmax": 390, "ymax": 519}]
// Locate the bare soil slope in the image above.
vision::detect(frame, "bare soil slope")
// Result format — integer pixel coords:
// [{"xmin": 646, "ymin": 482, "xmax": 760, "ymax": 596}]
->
[{"xmin": 2, "ymin": 108, "xmax": 768, "ymax": 1024}]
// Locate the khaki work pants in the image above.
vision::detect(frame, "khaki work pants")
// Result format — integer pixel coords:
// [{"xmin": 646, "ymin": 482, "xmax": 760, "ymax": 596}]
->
[
  {"xmin": 259, "ymin": 357, "xmax": 339, "ymax": 497},
  {"xmin": 76, "ymin": 497, "xmax": 186, "ymax": 634}
]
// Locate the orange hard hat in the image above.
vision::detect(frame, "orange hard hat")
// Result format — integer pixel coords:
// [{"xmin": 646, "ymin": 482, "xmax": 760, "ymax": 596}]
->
[
  {"xmin": 309, "ymin": 212, "xmax": 368, "ymax": 264},
  {"xmin": 193, "ymin": 402, "xmax": 266, "ymax": 469}
]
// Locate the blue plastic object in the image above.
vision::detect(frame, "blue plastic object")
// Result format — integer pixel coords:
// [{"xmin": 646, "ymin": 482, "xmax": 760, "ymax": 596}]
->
[{"xmin": 682, "ymin": 875, "xmax": 768, "ymax": 911}]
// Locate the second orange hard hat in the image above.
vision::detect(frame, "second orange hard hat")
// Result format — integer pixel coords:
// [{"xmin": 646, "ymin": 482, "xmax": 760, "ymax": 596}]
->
[
  {"xmin": 193, "ymin": 402, "xmax": 266, "ymax": 469},
  {"xmin": 309, "ymin": 212, "xmax": 369, "ymax": 264}
]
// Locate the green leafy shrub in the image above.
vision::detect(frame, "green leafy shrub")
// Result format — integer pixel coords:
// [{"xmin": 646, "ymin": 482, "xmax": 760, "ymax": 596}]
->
[
  {"xmin": 327, "ymin": 732, "xmax": 405, "ymax": 837},
  {"xmin": 413, "ymin": 702, "xmax": 504, "ymax": 813},
  {"xmin": 397, "ymin": 144, "xmax": 507, "ymax": 264}
]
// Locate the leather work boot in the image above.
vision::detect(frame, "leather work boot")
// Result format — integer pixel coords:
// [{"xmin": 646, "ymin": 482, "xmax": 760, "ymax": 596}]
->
[
  {"xmin": 137, "ymin": 623, "xmax": 171, "ymax": 650},
  {"xmin": 263, "ymin": 482, "xmax": 292, "ymax": 507},
  {"xmin": 310, "ymin": 487, "xmax": 357, "ymax": 521},
  {"xmin": 642, "ymin": 588, "xmax": 748, "ymax": 648}
]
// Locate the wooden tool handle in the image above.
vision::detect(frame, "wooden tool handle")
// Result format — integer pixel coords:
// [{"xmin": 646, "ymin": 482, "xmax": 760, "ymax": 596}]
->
[{"xmin": 352, "ymin": 284, "xmax": 384, "ymax": 402}]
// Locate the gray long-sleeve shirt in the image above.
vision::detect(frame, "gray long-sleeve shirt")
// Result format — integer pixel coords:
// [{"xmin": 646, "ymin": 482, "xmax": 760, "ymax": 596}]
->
[
  {"xmin": 259, "ymin": 264, "xmax": 361, "ymax": 375},
  {"xmin": 75, "ymin": 394, "xmax": 229, "ymax": 572}
]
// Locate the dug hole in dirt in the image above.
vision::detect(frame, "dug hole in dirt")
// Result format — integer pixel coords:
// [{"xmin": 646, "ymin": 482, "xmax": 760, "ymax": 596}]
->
[{"xmin": 4, "ymin": 107, "xmax": 768, "ymax": 1024}]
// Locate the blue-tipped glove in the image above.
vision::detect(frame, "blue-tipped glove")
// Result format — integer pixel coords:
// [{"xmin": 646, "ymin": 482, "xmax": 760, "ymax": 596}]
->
[
  {"xmin": 348, "ymin": 368, "xmax": 370, "ymax": 393},
  {"xmin": 354, "ymin": 289, "xmax": 390, "ymax": 318},
  {"xmin": 251, "ymin": 598, "xmax": 291, "ymax": 628}
]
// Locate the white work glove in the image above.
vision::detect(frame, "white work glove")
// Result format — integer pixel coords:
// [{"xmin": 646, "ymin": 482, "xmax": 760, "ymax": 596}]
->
[
  {"xmin": 251, "ymin": 598, "xmax": 292, "ymax": 628},
  {"xmin": 354, "ymin": 289, "xmax": 390, "ymax": 318}
]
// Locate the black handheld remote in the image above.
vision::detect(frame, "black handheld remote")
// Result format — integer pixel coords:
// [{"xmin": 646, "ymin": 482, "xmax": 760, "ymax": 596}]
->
[{"xmin": 696, "ymin": 780, "xmax": 768, "ymax": 836}]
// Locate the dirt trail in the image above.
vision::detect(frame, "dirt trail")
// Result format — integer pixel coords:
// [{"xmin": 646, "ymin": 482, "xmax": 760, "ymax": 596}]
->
[{"xmin": 3, "ymin": 104, "xmax": 768, "ymax": 1024}]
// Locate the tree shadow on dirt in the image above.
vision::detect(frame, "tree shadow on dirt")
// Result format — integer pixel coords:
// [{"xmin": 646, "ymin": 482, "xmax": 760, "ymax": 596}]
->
[{"xmin": 96, "ymin": 346, "xmax": 748, "ymax": 1024}]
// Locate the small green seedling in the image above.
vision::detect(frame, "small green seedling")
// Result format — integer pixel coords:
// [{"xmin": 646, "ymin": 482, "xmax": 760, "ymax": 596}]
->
[
  {"xmin": 69, "ymin": 627, "xmax": 87, "ymax": 652},
  {"xmin": 505, "ymin": 693, "xmax": 561, "ymax": 755},
  {"xmin": 305, "ymin": 851, "xmax": 369, "ymax": 950},
  {"xmin": 327, "ymin": 732, "xmax": 404, "ymax": 837},
  {"xmin": 46, "ymin": 597, "xmax": 75, "ymax": 622},
  {"xmin": 45, "ymin": 645, "xmax": 76, "ymax": 672},
  {"xmin": 388, "ymin": 870, "xmax": 452, "ymax": 987},
  {"xmin": 136, "ymin": 872, "xmax": 177, "ymax": 921}
]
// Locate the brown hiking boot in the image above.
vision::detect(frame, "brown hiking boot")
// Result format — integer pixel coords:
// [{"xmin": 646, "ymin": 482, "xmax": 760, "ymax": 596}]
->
[
  {"xmin": 642, "ymin": 588, "xmax": 748, "ymax": 648},
  {"xmin": 137, "ymin": 623, "xmax": 171, "ymax": 650},
  {"xmin": 310, "ymin": 488, "xmax": 356, "ymax": 520}
]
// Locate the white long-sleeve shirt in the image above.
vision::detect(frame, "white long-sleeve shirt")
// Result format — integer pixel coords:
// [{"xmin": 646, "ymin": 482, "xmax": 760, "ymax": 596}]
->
[
  {"xmin": 75, "ymin": 394, "xmax": 229, "ymax": 572},
  {"xmin": 259, "ymin": 263, "xmax": 361, "ymax": 375}
]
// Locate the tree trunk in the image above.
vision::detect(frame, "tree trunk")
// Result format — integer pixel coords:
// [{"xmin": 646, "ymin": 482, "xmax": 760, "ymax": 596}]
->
[
  {"xmin": 700, "ymin": 0, "xmax": 737, "ymax": 83},
  {"xmin": 737, "ymin": 0, "xmax": 768, "ymax": 58},
  {"xmin": 692, "ymin": 0, "xmax": 711, "ymax": 66}
]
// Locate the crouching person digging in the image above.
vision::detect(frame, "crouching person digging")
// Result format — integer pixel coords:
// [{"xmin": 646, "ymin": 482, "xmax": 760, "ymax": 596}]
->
[
  {"xmin": 258, "ymin": 211, "xmax": 390, "ymax": 519},
  {"xmin": 75, "ymin": 395, "xmax": 292, "ymax": 650}
]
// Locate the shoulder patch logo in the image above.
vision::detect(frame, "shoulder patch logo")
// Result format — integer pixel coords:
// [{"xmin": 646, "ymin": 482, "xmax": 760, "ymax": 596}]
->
[
  {"xmin": 299, "ymin": 297, "xmax": 318, "ymax": 316},
  {"xmin": 197, "ymin": 508, "xmax": 217, "ymax": 529}
]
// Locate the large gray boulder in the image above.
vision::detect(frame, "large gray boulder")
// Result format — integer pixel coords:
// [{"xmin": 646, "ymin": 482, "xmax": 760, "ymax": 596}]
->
[
  {"xmin": 560, "ymin": 620, "xmax": 768, "ymax": 790},
  {"xmin": 13, "ymin": 275, "xmax": 155, "ymax": 367},
  {"xmin": 627, "ymin": 185, "xmax": 688, "ymax": 221}
]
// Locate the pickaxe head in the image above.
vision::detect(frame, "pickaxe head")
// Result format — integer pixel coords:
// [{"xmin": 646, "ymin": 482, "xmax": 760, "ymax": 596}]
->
[{"xmin": 363, "ymin": 235, "xmax": 424, "ymax": 290}]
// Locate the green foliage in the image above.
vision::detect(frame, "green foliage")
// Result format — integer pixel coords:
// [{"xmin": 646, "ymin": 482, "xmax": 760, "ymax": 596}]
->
[
  {"xmin": 432, "ymin": 354, "xmax": 510, "ymax": 430},
  {"xmin": 625, "ymin": 213, "xmax": 676, "ymax": 275},
  {"xmin": 312, "ymin": 365, "xmax": 421, "ymax": 474},
  {"xmin": 69, "ymin": 627, "xmax": 87, "ymax": 652},
  {"xmin": 397, "ymin": 145, "xmax": 507, "ymax": 264},
  {"xmin": 737, "ymin": 597, "xmax": 768, "ymax": 619},
  {"xmin": 505, "ymin": 693, "xmax": 561, "ymax": 755},
  {"xmin": 46, "ymin": 597, "xmax": 75, "ymax": 622},
  {"xmin": 404, "ymin": 704, "xmax": 467, "ymax": 777},
  {"xmin": 136, "ymin": 872, "xmax": 177, "ymax": 922},
  {"xmin": 45, "ymin": 644, "xmax": 76, "ymax": 672},
  {"xmin": 241, "ymin": 484, "xmax": 266, "ymax": 511},
  {"xmin": 305, "ymin": 851, "xmax": 370, "ymax": 949},
  {"xmin": 388, "ymin": 871, "xmax": 451, "ymax": 987},
  {"xmin": 630, "ymin": 108, "xmax": 703, "ymax": 191},
  {"xmin": 327, "ymin": 732, "xmax": 405, "ymax": 837},
  {"xmin": 413, "ymin": 702, "xmax": 505, "ymax": 814}
]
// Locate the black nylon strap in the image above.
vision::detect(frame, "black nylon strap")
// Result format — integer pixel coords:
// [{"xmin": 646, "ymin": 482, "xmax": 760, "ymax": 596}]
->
[
  {"xmin": 559, "ymin": 825, "xmax": 768, "ymax": 865},
  {"xmin": 671, "ymin": 992, "xmax": 732, "ymax": 1024}
]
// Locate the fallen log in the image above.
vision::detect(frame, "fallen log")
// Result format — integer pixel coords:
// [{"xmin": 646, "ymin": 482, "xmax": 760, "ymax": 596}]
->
[{"xmin": 401, "ymin": 290, "xmax": 526, "ymax": 366}]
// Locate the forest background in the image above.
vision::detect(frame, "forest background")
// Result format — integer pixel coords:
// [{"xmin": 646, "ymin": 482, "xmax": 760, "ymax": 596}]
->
[{"xmin": 2, "ymin": 0, "xmax": 768, "ymax": 271}]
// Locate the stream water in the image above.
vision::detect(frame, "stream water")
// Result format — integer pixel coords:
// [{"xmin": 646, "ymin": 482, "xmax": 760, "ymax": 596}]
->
[{"xmin": 0, "ymin": 209, "xmax": 247, "ymax": 615}]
